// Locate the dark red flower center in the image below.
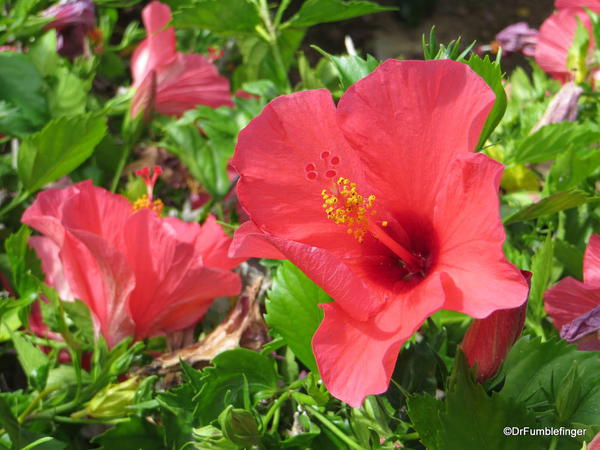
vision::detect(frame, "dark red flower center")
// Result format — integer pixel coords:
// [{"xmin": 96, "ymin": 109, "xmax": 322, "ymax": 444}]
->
[{"xmin": 321, "ymin": 176, "xmax": 435, "ymax": 280}]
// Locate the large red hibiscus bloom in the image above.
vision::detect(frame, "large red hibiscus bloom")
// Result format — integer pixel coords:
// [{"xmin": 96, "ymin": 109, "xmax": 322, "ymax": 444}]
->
[
  {"xmin": 230, "ymin": 59, "xmax": 529, "ymax": 407},
  {"xmin": 22, "ymin": 169, "xmax": 242, "ymax": 346},
  {"xmin": 545, "ymin": 234, "xmax": 600, "ymax": 350},
  {"xmin": 130, "ymin": 1, "xmax": 233, "ymax": 117},
  {"xmin": 535, "ymin": 1, "xmax": 600, "ymax": 82}
]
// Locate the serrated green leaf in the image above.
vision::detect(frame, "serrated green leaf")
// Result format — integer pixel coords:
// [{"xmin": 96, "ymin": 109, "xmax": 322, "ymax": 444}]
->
[
  {"xmin": 265, "ymin": 261, "xmax": 332, "ymax": 373},
  {"xmin": 466, "ymin": 54, "xmax": 507, "ymax": 149},
  {"xmin": 0, "ymin": 52, "xmax": 48, "ymax": 136},
  {"xmin": 173, "ymin": 0, "xmax": 260, "ymax": 34},
  {"xmin": 311, "ymin": 45, "xmax": 380, "ymax": 91},
  {"xmin": 46, "ymin": 67, "xmax": 89, "ymax": 117},
  {"xmin": 407, "ymin": 354, "xmax": 541, "ymax": 450},
  {"xmin": 285, "ymin": 0, "xmax": 393, "ymax": 28},
  {"xmin": 504, "ymin": 189, "xmax": 600, "ymax": 224},
  {"xmin": 167, "ymin": 349, "xmax": 277, "ymax": 425},
  {"xmin": 501, "ymin": 337, "xmax": 600, "ymax": 425},
  {"xmin": 17, "ymin": 114, "xmax": 106, "ymax": 193},
  {"xmin": 509, "ymin": 122, "xmax": 600, "ymax": 165}
]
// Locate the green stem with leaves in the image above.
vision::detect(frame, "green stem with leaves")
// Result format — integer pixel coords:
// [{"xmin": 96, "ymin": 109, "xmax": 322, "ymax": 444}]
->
[{"xmin": 257, "ymin": 0, "xmax": 291, "ymax": 93}]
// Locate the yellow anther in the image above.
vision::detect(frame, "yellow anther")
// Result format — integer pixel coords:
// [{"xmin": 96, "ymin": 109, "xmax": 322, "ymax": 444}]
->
[
  {"xmin": 321, "ymin": 177, "xmax": 376, "ymax": 243},
  {"xmin": 132, "ymin": 194, "xmax": 164, "ymax": 216},
  {"xmin": 382, "ymin": 221, "xmax": 388, "ymax": 227}
]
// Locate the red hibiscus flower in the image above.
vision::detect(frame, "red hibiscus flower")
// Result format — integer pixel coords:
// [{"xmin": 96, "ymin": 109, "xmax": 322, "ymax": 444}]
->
[
  {"xmin": 535, "ymin": 1, "xmax": 600, "ymax": 83},
  {"xmin": 545, "ymin": 234, "xmax": 600, "ymax": 350},
  {"xmin": 130, "ymin": 1, "xmax": 233, "ymax": 118},
  {"xmin": 22, "ymin": 167, "xmax": 243, "ymax": 346},
  {"xmin": 229, "ymin": 59, "xmax": 529, "ymax": 407}
]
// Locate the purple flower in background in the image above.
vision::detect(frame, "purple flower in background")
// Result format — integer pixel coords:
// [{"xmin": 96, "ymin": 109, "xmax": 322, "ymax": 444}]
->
[
  {"xmin": 495, "ymin": 22, "xmax": 538, "ymax": 57},
  {"xmin": 560, "ymin": 305, "xmax": 600, "ymax": 351},
  {"xmin": 42, "ymin": 0, "xmax": 96, "ymax": 58}
]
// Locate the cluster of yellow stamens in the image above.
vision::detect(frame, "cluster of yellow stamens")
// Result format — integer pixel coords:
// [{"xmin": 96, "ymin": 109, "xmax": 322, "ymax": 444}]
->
[
  {"xmin": 132, "ymin": 165, "xmax": 164, "ymax": 216},
  {"xmin": 132, "ymin": 194, "xmax": 164, "ymax": 216},
  {"xmin": 321, "ymin": 177, "xmax": 377, "ymax": 243}
]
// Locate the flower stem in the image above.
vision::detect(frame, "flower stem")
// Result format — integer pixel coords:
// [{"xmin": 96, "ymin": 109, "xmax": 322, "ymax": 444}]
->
[
  {"xmin": 263, "ymin": 391, "xmax": 290, "ymax": 428},
  {"xmin": 110, "ymin": 143, "xmax": 132, "ymax": 193},
  {"xmin": 304, "ymin": 405, "xmax": 365, "ymax": 450},
  {"xmin": 257, "ymin": 0, "xmax": 291, "ymax": 93}
]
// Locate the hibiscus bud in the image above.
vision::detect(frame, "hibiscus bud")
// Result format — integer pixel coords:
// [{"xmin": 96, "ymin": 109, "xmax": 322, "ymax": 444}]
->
[
  {"xmin": 218, "ymin": 405, "xmax": 261, "ymax": 447},
  {"xmin": 461, "ymin": 293, "xmax": 529, "ymax": 383},
  {"xmin": 554, "ymin": 363, "xmax": 582, "ymax": 423},
  {"xmin": 530, "ymin": 82, "xmax": 583, "ymax": 133},
  {"xmin": 71, "ymin": 377, "xmax": 139, "ymax": 419},
  {"xmin": 42, "ymin": 0, "xmax": 96, "ymax": 58}
]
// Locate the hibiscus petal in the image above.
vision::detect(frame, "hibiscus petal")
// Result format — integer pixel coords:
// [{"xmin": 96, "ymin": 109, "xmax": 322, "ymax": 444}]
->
[
  {"xmin": 61, "ymin": 229, "xmax": 136, "ymax": 347},
  {"xmin": 433, "ymin": 153, "xmax": 528, "ymax": 317},
  {"xmin": 229, "ymin": 221, "xmax": 286, "ymax": 260},
  {"xmin": 555, "ymin": 0, "xmax": 600, "ymax": 11},
  {"xmin": 312, "ymin": 272, "xmax": 445, "ymax": 407},
  {"xmin": 60, "ymin": 181, "xmax": 132, "ymax": 251},
  {"xmin": 22, "ymin": 183, "xmax": 81, "ymax": 245},
  {"xmin": 164, "ymin": 215, "xmax": 244, "ymax": 270},
  {"xmin": 29, "ymin": 236, "xmax": 74, "ymax": 301},
  {"xmin": 545, "ymin": 276, "xmax": 600, "ymax": 330},
  {"xmin": 336, "ymin": 59, "xmax": 495, "ymax": 226},
  {"xmin": 123, "ymin": 210, "xmax": 241, "ymax": 339},
  {"xmin": 535, "ymin": 9, "xmax": 593, "ymax": 82},
  {"xmin": 257, "ymin": 231, "xmax": 386, "ymax": 320},
  {"xmin": 142, "ymin": 0, "xmax": 171, "ymax": 34},
  {"xmin": 137, "ymin": 266, "xmax": 241, "ymax": 338},
  {"xmin": 154, "ymin": 54, "xmax": 233, "ymax": 115},
  {"xmin": 233, "ymin": 89, "xmax": 367, "ymax": 248},
  {"xmin": 583, "ymin": 234, "xmax": 600, "ymax": 284}
]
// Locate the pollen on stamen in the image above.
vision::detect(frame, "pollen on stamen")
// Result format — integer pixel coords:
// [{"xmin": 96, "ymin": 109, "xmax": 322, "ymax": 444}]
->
[{"xmin": 321, "ymin": 176, "xmax": 376, "ymax": 243}]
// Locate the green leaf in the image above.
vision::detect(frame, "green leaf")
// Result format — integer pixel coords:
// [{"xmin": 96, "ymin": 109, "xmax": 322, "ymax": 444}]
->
[
  {"xmin": 567, "ymin": 18, "xmax": 590, "ymax": 83},
  {"xmin": 528, "ymin": 235, "xmax": 554, "ymax": 321},
  {"xmin": 501, "ymin": 337, "xmax": 600, "ymax": 425},
  {"xmin": 11, "ymin": 332, "xmax": 49, "ymax": 389},
  {"xmin": 163, "ymin": 119, "xmax": 230, "ymax": 198},
  {"xmin": 311, "ymin": 45, "xmax": 380, "ymax": 91},
  {"xmin": 466, "ymin": 54, "xmax": 507, "ymax": 149},
  {"xmin": 92, "ymin": 416, "xmax": 164, "ymax": 450},
  {"xmin": 4, "ymin": 226, "xmax": 41, "ymax": 301},
  {"xmin": 422, "ymin": 26, "xmax": 475, "ymax": 62},
  {"xmin": 17, "ymin": 114, "xmax": 107, "ymax": 193},
  {"xmin": 62, "ymin": 299, "xmax": 95, "ymax": 345},
  {"xmin": 173, "ymin": 0, "xmax": 260, "ymax": 34},
  {"xmin": 194, "ymin": 349, "xmax": 278, "ymax": 424},
  {"xmin": 0, "ymin": 52, "xmax": 48, "ymax": 136},
  {"xmin": 554, "ymin": 238, "xmax": 584, "ymax": 280},
  {"xmin": 29, "ymin": 32, "xmax": 60, "ymax": 78},
  {"xmin": 407, "ymin": 354, "xmax": 541, "ymax": 450},
  {"xmin": 508, "ymin": 122, "xmax": 600, "ymax": 165},
  {"xmin": 46, "ymin": 67, "xmax": 89, "ymax": 117},
  {"xmin": 265, "ymin": 262, "xmax": 332, "ymax": 373},
  {"xmin": 546, "ymin": 148, "xmax": 600, "ymax": 193},
  {"xmin": 504, "ymin": 189, "xmax": 600, "ymax": 225},
  {"xmin": 285, "ymin": 0, "xmax": 393, "ymax": 28}
]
